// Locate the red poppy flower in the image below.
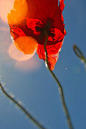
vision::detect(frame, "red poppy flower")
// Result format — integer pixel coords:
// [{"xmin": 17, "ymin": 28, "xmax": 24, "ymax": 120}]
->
[{"xmin": 8, "ymin": 0, "xmax": 66, "ymax": 70}]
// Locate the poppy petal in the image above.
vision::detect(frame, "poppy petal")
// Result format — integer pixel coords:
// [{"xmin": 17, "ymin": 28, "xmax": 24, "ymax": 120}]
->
[
  {"xmin": 7, "ymin": 0, "xmax": 28, "ymax": 25},
  {"xmin": 10, "ymin": 26, "xmax": 26, "ymax": 40},
  {"xmin": 14, "ymin": 36, "xmax": 38, "ymax": 54},
  {"xmin": 26, "ymin": 18, "xmax": 43, "ymax": 35},
  {"xmin": 37, "ymin": 40, "xmax": 63, "ymax": 70},
  {"xmin": 8, "ymin": 0, "xmax": 66, "ymax": 70},
  {"xmin": 26, "ymin": 0, "xmax": 64, "ymax": 33},
  {"xmin": 26, "ymin": 18, "xmax": 65, "ymax": 45},
  {"xmin": 59, "ymin": 0, "xmax": 65, "ymax": 12},
  {"xmin": 10, "ymin": 26, "xmax": 38, "ymax": 54}
]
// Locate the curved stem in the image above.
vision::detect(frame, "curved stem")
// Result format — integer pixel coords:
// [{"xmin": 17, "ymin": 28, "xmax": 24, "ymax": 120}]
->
[
  {"xmin": 0, "ymin": 83, "xmax": 47, "ymax": 129},
  {"xmin": 44, "ymin": 31, "xmax": 74, "ymax": 129},
  {"xmin": 73, "ymin": 45, "xmax": 86, "ymax": 63}
]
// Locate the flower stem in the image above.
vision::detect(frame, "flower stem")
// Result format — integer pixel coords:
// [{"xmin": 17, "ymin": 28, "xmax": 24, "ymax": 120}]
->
[
  {"xmin": 44, "ymin": 31, "xmax": 74, "ymax": 129},
  {"xmin": 0, "ymin": 83, "xmax": 47, "ymax": 129},
  {"xmin": 73, "ymin": 45, "xmax": 86, "ymax": 63}
]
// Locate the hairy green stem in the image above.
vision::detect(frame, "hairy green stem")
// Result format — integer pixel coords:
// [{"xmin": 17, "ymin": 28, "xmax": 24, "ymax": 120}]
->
[
  {"xmin": 0, "ymin": 83, "xmax": 47, "ymax": 129},
  {"xmin": 44, "ymin": 31, "xmax": 74, "ymax": 129}
]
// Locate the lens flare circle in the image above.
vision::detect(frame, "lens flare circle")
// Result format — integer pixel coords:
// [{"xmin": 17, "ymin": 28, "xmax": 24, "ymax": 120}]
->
[
  {"xmin": 8, "ymin": 42, "xmax": 35, "ymax": 61},
  {"xmin": 0, "ymin": 0, "xmax": 14, "ymax": 23},
  {"xmin": 14, "ymin": 36, "xmax": 38, "ymax": 54}
]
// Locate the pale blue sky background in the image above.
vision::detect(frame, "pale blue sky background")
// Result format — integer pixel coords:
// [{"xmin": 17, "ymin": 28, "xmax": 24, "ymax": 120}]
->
[{"xmin": 0, "ymin": 0, "xmax": 86, "ymax": 129}]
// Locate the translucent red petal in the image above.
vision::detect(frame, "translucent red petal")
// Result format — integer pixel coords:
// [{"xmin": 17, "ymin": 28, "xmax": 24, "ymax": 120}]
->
[
  {"xmin": 37, "ymin": 40, "xmax": 63, "ymax": 70},
  {"xmin": 8, "ymin": 0, "xmax": 66, "ymax": 70}
]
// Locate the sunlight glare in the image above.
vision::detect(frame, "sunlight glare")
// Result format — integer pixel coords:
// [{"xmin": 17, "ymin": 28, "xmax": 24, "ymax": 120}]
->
[
  {"xmin": 8, "ymin": 42, "xmax": 35, "ymax": 61},
  {"xmin": 7, "ymin": 0, "xmax": 28, "ymax": 25},
  {"xmin": 14, "ymin": 36, "xmax": 38, "ymax": 54},
  {"xmin": 0, "ymin": 0, "xmax": 14, "ymax": 23},
  {"xmin": 15, "ymin": 55, "xmax": 42, "ymax": 72}
]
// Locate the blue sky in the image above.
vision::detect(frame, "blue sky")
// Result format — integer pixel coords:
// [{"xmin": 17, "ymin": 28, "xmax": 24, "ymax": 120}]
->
[{"xmin": 0, "ymin": 0, "xmax": 86, "ymax": 129}]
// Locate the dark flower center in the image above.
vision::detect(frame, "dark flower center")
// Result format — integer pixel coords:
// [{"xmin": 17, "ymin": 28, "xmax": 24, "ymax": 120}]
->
[{"xmin": 35, "ymin": 18, "xmax": 55, "ymax": 40}]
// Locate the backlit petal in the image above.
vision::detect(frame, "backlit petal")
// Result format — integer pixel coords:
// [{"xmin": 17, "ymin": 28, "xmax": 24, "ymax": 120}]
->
[
  {"xmin": 37, "ymin": 40, "xmax": 63, "ymax": 70},
  {"xmin": 7, "ymin": 0, "xmax": 66, "ymax": 70},
  {"xmin": 8, "ymin": 0, "xmax": 28, "ymax": 25},
  {"xmin": 14, "ymin": 36, "xmax": 38, "ymax": 54}
]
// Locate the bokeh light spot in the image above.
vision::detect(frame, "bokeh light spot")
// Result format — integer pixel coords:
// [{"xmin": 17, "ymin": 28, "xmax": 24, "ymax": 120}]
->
[
  {"xmin": 14, "ymin": 36, "xmax": 38, "ymax": 54},
  {"xmin": 8, "ymin": 42, "xmax": 35, "ymax": 61},
  {"xmin": 73, "ymin": 66, "xmax": 80, "ymax": 74},
  {"xmin": 7, "ymin": 0, "xmax": 28, "ymax": 25},
  {"xmin": 15, "ymin": 55, "xmax": 42, "ymax": 73},
  {"xmin": 0, "ymin": 0, "xmax": 14, "ymax": 23}
]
